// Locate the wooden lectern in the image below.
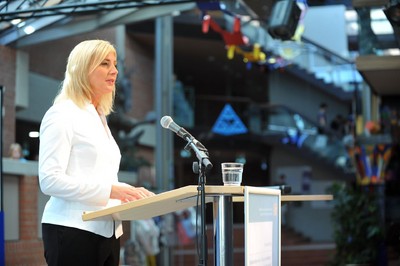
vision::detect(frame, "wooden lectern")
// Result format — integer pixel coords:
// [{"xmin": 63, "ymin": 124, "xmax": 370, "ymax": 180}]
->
[{"xmin": 83, "ymin": 185, "xmax": 332, "ymax": 266}]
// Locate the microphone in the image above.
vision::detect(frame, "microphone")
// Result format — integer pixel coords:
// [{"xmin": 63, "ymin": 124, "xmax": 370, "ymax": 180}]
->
[
  {"xmin": 160, "ymin": 116, "xmax": 193, "ymax": 141},
  {"xmin": 160, "ymin": 116, "xmax": 206, "ymax": 150},
  {"xmin": 160, "ymin": 115, "xmax": 212, "ymax": 170}
]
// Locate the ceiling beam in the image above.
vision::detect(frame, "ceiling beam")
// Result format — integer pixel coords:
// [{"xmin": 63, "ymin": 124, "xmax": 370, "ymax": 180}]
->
[
  {"xmin": 0, "ymin": 15, "xmax": 65, "ymax": 46},
  {"xmin": 13, "ymin": 2, "xmax": 196, "ymax": 47},
  {"xmin": 0, "ymin": 0, "xmax": 193, "ymax": 21},
  {"xmin": 352, "ymin": 0, "xmax": 389, "ymax": 8}
]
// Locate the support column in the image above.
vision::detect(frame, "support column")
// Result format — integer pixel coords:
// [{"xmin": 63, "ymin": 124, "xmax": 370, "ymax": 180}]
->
[
  {"xmin": 154, "ymin": 15, "xmax": 174, "ymax": 192},
  {"xmin": 154, "ymin": 15, "xmax": 174, "ymax": 266}
]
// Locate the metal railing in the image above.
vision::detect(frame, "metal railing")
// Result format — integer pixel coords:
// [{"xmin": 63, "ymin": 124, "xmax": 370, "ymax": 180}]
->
[
  {"xmin": 235, "ymin": 15, "xmax": 363, "ymax": 95},
  {"xmin": 191, "ymin": 97, "xmax": 355, "ymax": 174}
]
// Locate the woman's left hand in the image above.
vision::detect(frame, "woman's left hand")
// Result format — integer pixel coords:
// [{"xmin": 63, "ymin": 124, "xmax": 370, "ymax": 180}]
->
[{"xmin": 110, "ymin": 184, "xmax": 155, "ymax": 203}]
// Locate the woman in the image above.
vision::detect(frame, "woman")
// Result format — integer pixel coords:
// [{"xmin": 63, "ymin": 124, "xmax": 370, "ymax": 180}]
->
[
  {"xmin": 9, "ymin": 142, "xmax": 26, "ymax": 161},
  {"xmin": 39, "ymin": 39, "xmax": 154, "ymax": 266}
]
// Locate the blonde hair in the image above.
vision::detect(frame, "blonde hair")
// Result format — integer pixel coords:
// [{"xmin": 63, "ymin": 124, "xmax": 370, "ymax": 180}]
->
[
  {"xmin": 54, "ymin": 40, "xmax": 117, "ymax": 115},
  {"xmin": 9, "ymin": 143, "xmax": 22, "ymax": 159}
]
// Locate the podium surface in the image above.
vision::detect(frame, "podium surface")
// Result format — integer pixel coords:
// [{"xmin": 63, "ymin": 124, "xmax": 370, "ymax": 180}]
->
[
  {"xmin": 83, "ymin": 185, "xmax": 244, "ymax": 221},
  {"xmin": 82, "ymin": 185, "xmax": 332, "ymax": 221}
]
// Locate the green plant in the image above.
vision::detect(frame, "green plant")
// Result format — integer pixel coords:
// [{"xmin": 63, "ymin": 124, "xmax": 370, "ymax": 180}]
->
[{"xmin": 327, "ymin": 182, "xmax": 384, "ymax": 266}]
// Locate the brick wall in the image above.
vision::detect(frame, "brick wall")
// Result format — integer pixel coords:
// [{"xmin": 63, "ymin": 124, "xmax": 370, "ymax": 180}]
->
[
  {"xmin": 0, "ymin": 45, "xmax": 16, "ymax": 156},
  {"xmin": 0, "ymin": 44, "xmax": 39, "ymax": 265},
  {"xmin": 125, "ymin": 34, "xmax": 155, "ymax": 120},
  {"xmin": 5, "ymin": 176, "xmax": 45, "ymax": 266}
]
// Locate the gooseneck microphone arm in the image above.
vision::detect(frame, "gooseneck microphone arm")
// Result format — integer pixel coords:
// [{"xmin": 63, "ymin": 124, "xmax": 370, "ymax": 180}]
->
[
  {"xmin": 160, "ymin": 115, "xmax": 211, "ymax": 266},
  {"xmin": 160, "ymin": 116, "xmax": 213, "ymax": 170},
  {"xmin": 184, "ymin": 137, "xmax": 213, "ymax": 171}
]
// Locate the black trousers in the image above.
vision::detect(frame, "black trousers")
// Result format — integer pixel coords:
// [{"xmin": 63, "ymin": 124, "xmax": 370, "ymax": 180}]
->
[{"xmin": 42, "ymin": 223, "xmax": 120, "ymax": 266}]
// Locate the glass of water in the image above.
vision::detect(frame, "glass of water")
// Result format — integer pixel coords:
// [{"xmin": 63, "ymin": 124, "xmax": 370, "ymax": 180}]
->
[{"xmin": 221, "ymin": 162, "xmax": 244, "ymax": 186}]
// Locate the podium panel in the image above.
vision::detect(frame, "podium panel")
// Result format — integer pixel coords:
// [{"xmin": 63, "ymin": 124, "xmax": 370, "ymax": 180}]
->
[{"xmin": 245, "ymin": 187, "xmax": 281, "ymax": 266}]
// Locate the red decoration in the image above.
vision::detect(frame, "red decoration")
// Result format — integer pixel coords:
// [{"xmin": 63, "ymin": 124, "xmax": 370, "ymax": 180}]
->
[{"xmin": 202, "ymin": 15, "xmax": 248, "ymax": 46}]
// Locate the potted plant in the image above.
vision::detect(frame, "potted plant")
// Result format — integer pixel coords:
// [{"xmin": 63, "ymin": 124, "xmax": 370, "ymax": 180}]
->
[{"xmin": 328, "ymin": 182, "xmax": 384, "ymax": 266}]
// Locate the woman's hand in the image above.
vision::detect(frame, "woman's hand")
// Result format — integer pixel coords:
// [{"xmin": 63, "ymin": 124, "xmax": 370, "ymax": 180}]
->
[{"xmin": 110, "ymin": 184, "xmax": 155, "ymax": 203}]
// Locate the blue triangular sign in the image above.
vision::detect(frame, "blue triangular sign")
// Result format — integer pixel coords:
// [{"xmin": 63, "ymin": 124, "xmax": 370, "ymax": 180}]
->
[{"xmin": 212, "ymin": 104, "xmax": 248, "ymax": 136}]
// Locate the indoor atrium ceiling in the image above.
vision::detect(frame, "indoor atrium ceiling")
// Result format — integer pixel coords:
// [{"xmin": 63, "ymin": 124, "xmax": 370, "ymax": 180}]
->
[
  {"xmin": 352, "ymin": 0, "xmax": 400, "ymax": 96},
  {"xmin": 0, "ymin": 0, "xmax": 199, "ymax": 46},
  {"xmin": 1, "ymin": 0, "xmax": 400, "ymax": 96}
]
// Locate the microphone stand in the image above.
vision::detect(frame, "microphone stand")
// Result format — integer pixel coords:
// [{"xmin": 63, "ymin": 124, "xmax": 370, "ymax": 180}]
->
[{"xmin": 183, "ymin": 135, "xmax": 212, "ymax": 266}]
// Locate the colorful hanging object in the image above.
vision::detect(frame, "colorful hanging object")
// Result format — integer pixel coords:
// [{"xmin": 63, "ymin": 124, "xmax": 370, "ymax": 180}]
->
[
  {"xmin": 197, "ymin": 1, "xmax": 291, "ymax": 69},
  {"xmin": 234, "ymin": 44, "xmax": 266, "ymax": 63},
  {"xmin": 202, "ymin": 15, "xmax": 249, "ymax": 59},
  {"xmin": 352, "ymin": 144, "xmax": 392, "ymax": 185},
  {"xmin": 293, "ymin": 0, "xmax": 308, "ymax": 42}
]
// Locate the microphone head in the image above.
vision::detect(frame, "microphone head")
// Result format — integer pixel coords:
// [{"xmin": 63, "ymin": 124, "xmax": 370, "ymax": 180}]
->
[{"xmin": 160, "ymin": 116, "xmax": 173, "ymax": 129}]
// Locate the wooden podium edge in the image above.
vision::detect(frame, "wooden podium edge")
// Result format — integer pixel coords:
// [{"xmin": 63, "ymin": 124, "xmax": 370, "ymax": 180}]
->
[
  {"xmin": 281, "ymin": 194, "xmax": 333, "ymax": 202},
  {"xmin": 82, "ymin": 185, "xmax": 332, "ymax": 221},
  {"xmin": 82, "ymin": 185, "xmax": 245, "ymax": 221},
  {"xmin": 233, "ymin": 194, "xmax": 333, "ymax": 202},
  {"xmin": 82, "ymin": 185, "xmax": 197, "ymax": 221}
]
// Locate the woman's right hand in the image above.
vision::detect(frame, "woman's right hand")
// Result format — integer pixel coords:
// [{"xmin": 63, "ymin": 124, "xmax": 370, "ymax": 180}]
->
[{"xmin": 110, "ymin": 184, "xmax": 155, "ymax": 203}]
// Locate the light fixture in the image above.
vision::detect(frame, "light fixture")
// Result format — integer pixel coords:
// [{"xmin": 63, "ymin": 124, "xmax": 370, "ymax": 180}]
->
[
  {"xmin": 17, "ymin": 21, "xmax": 26, "ymax": 28},
  {"xmin": 250, "ymin": 20, "xmax": 260, "ymax": 27},
  {"xmin": 29, "ymin": 131, "xmax": 39, "ymax": 138},
  {"xmin": 11, "ymin": 19, "xmax": 22, "ymax": 25},
  {"xmin": 172, "ymin": 10, "xmax": 181, "ymax": 17},
  {"xmin": 23, "ymin": 25, "xmax": 35, "ymax": 35}
]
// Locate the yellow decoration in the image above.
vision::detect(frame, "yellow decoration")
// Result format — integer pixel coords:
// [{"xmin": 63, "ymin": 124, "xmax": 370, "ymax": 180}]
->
[
  {"xmin": 234, "ymin": 44, "xmax": 266, "ymax": 63},
  {"xmin": 227, "ymin": 45, "xmax": 236, "ymax": 59},
  {"xmin": 292, "ymin": 24, "xmax": 305, "ymax": 43}
]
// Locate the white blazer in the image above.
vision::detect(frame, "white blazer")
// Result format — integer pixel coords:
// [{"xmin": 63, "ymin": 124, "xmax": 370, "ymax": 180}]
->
[{"xmin": 39, "ymin": 100, "xmax": 123, "ymax": 238}]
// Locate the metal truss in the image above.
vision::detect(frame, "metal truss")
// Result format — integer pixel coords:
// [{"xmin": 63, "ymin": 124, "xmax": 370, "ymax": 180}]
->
[{"xmin": 0, "ymin": 0, "xmax": 193, "ymax": 21}]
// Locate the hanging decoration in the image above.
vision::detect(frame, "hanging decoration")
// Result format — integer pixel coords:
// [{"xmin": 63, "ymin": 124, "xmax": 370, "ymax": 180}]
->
[
  {"xmin": 293, "ymin": 0, "xmax": 308, "ymax": 42},
  {"xmin": 196, "ymin": 0, "xmax": 296, "ymax": 69},
  {"xmin": 202, "ymin": 14, "xmax": 249, "ymax": 59},
  {"xmin": 234, "ymin": 44, "xmax": 266, "ymax": 63},
  {"xmin": 352, "ymin": 144, "xmax": 392, "ymax": 185}
]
